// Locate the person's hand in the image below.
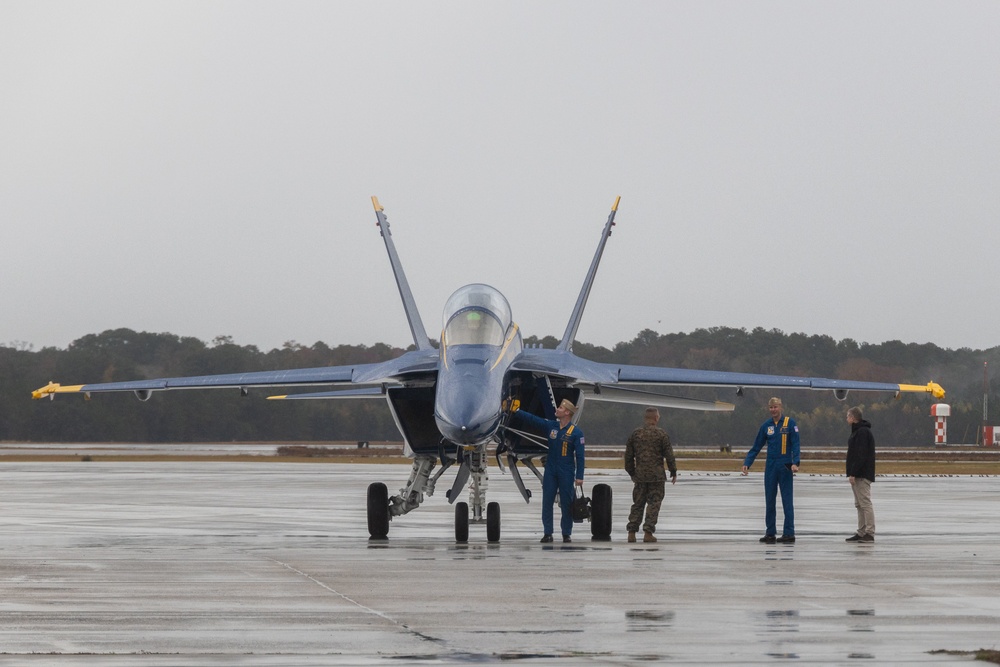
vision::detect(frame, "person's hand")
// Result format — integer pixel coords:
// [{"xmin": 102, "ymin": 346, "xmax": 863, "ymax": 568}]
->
[
  {"xmin": 849, "ymin": 476, "xmax": 855, "ymax": 485},
  {"xmin": 575, "ymin": 479, "xmax": 584, "ymax": 486},
  {"xmin": 670, "ymin": 474, "xmax": 677, "ymax": 485},
  {"xmin": 741, "ymin": 465, "xmax": 749, "ymax": 476},
  {"xmin": 791, "ymin": 464, "xmax": 799, "ymax": 473}
]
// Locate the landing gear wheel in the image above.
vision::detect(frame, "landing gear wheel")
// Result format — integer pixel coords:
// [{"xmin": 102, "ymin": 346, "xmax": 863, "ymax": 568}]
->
[
  {"xmin": 455, "ymin": 502, "xmax": 469, "ymax": 543},
  {"xmin": 367, "ymin": 482, "xmax": 389, "ymax": 539},
  {"xmin": 590, "ymin": 483, "xmax": 612, "ymax": 540},
  {"xmin": 486, "ymin": 502, "xmax": 501, "ymax": 543}
]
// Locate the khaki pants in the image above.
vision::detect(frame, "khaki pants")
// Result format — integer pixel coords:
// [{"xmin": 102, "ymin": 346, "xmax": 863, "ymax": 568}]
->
[{"xmin": 851, "ymin": 478, "xmax": 875, "ymax": 537}]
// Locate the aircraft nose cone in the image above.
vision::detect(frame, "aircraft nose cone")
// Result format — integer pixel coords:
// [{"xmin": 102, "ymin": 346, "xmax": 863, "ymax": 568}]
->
[
  {"xmin": 435, "ymin": 391, "xmax": 502, "ymax": 445},
  {"xmin": 434, "ymin": 351, "xmax": 504, "ymax": 445},
  {"xmin": 436, "ymin": 413, "xmax": 498, "ymax": 445}
]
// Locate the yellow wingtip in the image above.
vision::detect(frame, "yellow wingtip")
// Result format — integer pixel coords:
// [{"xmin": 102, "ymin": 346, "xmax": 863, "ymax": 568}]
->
[
  {"xmin": 898, "ymin": 382, "xmax": 946, "ymax": 400},
  {"xmin": 32, "ymin": 382, "xmax": 85, "ymax": 399},
  {"xmin": 266, "ymin": 395, "xmax": 288, "ymax": 401},
  {"xmin": 612, "ymin": 195, "xmax": 621, "ymax": 211},
  {"xmin": 371, "ymin": 196, "xmax": 383, "ymax": 212},
  {"xmin": 31, "ymin": 382, "xmax": 57, "ymax": 399}
]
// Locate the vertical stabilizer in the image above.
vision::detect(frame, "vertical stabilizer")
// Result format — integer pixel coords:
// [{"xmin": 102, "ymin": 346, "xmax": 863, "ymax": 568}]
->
[
  {"xmin": 372, "ymin": 197, "xmax": 434, "ymax": 351},
  {"xmin": 556, "ymin": 197, "xmax": 620, "ymax": 352}
]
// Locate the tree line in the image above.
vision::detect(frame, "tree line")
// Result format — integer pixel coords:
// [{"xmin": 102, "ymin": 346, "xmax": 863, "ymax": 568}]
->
[{"xmin": 3, "ymin": 327, "xmax": 997, "ymax": 447}]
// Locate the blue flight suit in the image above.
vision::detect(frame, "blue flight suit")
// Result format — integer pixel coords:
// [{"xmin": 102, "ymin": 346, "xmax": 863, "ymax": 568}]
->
[
  {"xmin": 744, "ymin": 415, "xmax": 800, "ymax": 537},
  {"xmin": 512, "ymin": 411, "xmax": 585, "ymax": 537}
]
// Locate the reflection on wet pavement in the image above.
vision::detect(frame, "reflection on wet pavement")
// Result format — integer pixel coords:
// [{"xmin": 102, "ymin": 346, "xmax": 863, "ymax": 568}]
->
[
  {"xmin": 0, "ymin": 462, "xmax": 997, "ymax": 665},
  {"xmin": 625, "ymin": 609, "xmax": 675, "ymax": 632}
]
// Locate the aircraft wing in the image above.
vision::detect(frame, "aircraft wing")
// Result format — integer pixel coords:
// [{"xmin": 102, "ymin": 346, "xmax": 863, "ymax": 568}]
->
[
  {"xmin": 510, "ymin": 348, "xmax": 944, "ymax": 408},
  {"xmin": 267, "ymin": 386, "xmax": 396, "ymax": 400},
  {"xmin": 32, "ymin": 349, "xmax": 439, "ymax": 400}
]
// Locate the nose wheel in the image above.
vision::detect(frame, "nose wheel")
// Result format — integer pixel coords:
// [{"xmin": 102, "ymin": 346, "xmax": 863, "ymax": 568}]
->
[
  {"xmin": 486, "ymin": 502, "xmax": 500, "ymax": 542},
  {"xmin": 454, "ymin": 501, "xmax": 502, "ymax": 543},
  {"xmin": 455, "ymin": 502, "xmax": 469, "ymax": 542}
]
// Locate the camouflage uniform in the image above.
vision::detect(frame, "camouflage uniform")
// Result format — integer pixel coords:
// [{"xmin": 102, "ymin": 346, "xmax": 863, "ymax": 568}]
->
[{"xmin": 624, "ymin": 425, "xmax": 677, "ymax": 534}]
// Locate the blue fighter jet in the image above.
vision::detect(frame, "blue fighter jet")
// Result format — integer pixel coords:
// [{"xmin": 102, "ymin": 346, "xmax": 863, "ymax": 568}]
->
[{"xmin": 33, "ymin": 197, "xmax": 945, "ymax": 542}]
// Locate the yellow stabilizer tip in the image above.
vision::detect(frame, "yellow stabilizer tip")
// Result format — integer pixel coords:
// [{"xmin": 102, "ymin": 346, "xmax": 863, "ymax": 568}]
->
[
  {"xmin": 371, "ymin": 196, "xmax": 383, "ymax": 211},
  {"xmin": 898, "ymin": 382, "xmax": 946, "ymax": 400},
  {"xmin": 612, "ymin": 195, "xmax": 620, "ymax": 211},
  {"xmin": 266, "ymin": 395, "xmax": 288, "ymax": 400}
]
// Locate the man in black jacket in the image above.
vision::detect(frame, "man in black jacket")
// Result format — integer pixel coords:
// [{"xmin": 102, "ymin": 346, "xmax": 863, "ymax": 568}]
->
[{"xmin": 845, "ymin": 407, "xmax": 876, "ymax": 542}]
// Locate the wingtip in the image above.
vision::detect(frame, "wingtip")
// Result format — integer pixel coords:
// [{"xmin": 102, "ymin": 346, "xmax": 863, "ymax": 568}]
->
[
  {"xmin": 32, "ymin": 381, "xmax": 62, "ymax": 400},
  {"xmin": 31, "ymin": 383, "xmax": 53, "ymax": 400},
  {"xmin": 371, "ymin": 196, "xmax": 383, "ymax": 212},
  {"xmin": 32, "ymin": 382, "xmax": 85, "ymax": 399},
  {"xmin": 612, "ymin": 195, "xmax": 620, "ymax": 212},
  {"xmin": 897, "ymin": 382, "xmax": 946, "ymax": 400}
]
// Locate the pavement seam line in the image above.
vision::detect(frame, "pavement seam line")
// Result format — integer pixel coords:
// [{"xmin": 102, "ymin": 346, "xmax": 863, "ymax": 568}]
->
[{"xmin": 264, "ymin": 556, "xmax": 445, "ymax": 644}]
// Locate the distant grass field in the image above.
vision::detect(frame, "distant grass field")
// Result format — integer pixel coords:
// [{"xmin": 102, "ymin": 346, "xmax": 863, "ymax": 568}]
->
[{"xmin": 6, "ymin": 443, "xmax": 997, "ymax": 475}]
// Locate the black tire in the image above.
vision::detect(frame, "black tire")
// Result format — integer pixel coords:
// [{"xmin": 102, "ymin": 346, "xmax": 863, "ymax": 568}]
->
[
  {"xmin": 486, "ymin": 502, "xmax": 501, "ymax": 543},
  {"xmin": 367, "ymin": 482, "xmax": 389, "ymax": 539},
  {"xmin": 455, "ymin": 502, "xmax": 469, "ymax": 543},
  {"xmin": 591, "ymin": 483, "xmax": 613, "ymax": 540}
]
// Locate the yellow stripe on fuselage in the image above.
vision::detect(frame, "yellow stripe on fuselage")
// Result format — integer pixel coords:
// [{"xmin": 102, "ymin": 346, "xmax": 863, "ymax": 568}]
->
[
  {"xmin": 489, "ymin": 323, "xmax": 521, "ymax": 371},
  {"xmin": 441, "ymin": 329, "xmax": 448, "ymax": 370}
]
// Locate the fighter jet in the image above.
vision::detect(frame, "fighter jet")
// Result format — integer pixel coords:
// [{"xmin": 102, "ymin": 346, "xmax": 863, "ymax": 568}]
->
[{"xmin": 33, "ymin": 197, "xmax": 945, "ymax": 542}]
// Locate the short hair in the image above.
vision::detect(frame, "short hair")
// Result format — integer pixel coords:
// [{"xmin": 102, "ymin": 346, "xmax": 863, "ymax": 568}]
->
[
  {"xmin": 644, "ymin": 407, "xmax": 660, "ymax": 422},
  {"xmin": 768, "ymin": 397, "xmax": 783, "ymax": 407},
  {"xmin": 847, "ymin": 406, "xmax": 863, "ymax": 421}
]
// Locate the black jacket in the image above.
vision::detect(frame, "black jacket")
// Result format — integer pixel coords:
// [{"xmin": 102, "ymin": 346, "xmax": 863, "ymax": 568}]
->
[{"xmin": 846, "ymin": 419, "xmax": 876, "ymax": 482}]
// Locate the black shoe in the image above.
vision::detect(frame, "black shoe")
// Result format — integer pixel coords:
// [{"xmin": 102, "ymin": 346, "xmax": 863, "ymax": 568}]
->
[
  {"xmin": 562, "ymin": 535, "xmax": 572, "ymax": 543},
  {"xmin": 540, "ymin": 534, "xmax": 553, "ymax": 543},
  {"xmin": 759, "ymin": 535, "xmax": 776, "ymax": 544},
  {"xmin": 777, "ymin": 535, "xmax": 796, "ymax": 543},
  {"xmin": 846, "ymin": 534, "xmax": 863, "ymax": 542},
  {"xmin": 860, "ymin": 534, "xmax": 875, "ymax": 543}
]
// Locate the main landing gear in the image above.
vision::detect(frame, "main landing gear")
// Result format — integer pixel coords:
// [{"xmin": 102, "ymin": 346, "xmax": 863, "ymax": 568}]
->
[
  {"xmin": 589, "ymin": 483, "xmax": 613, "ymax": 541},
  {"xmin": 367, "ymin": 479, "xmax": 612, "ymax": 543},
  {"xmin": 367, "ymin": 482, "xmax": 390, "ymax": 539}
]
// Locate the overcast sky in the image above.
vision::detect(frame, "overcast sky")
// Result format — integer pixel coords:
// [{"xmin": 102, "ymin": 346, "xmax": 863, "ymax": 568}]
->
[{"xmin": 2, "ymin": 1, "xmax": 998, "ymax": 354}]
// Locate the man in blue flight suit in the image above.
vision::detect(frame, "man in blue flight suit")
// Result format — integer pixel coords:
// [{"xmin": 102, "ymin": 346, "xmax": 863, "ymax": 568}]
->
[
  {"xmin": 510, "ymin": 398, "xmax": 585, "ymax": 543},
  {"xmin": 741, "ymin": 397, "xmax": 800, "ymax": 544}
]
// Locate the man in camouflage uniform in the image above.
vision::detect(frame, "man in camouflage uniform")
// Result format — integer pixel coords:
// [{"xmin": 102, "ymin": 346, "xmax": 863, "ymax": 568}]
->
[{"xmin": 624, "ymin": 407, "xmax": 677, "ymax": 543}]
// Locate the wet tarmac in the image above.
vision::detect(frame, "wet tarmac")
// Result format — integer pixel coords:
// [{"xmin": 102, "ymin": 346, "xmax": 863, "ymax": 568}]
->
[{"xmin": 1, "ymin": 461, "xmax": 997, "ymax": 665}]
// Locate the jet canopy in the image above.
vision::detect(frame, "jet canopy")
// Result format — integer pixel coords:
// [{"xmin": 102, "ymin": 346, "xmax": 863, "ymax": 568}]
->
[{"xmin": 442, "ymin": 284, "xmax": 512, "ymax": 346}]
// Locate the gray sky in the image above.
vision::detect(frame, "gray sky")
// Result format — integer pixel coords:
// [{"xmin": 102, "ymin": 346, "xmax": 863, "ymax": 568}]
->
[{"xmin": 3, "ymin": 1, "xmax": 998, "ymax": 354}]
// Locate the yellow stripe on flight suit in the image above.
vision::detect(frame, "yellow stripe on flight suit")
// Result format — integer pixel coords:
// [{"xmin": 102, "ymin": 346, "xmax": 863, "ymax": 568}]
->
[
  {"xmin": 781, "ymin": 417, "xmax": 789, "ymax": 455},
  {"xmin": 562, "ymin": 424, "xmax": 574, "ymax": 456}
]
